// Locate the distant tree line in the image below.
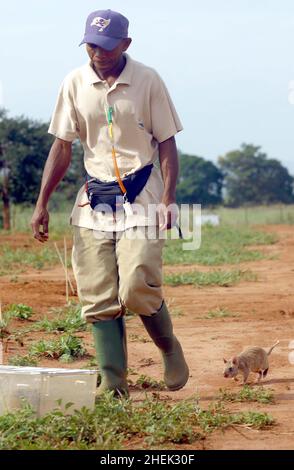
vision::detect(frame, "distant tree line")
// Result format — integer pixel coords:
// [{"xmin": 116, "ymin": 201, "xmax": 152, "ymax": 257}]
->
[
  {"xmin": 1, "ymin": 109, "xmax": 294, "ymax": 212},
  {"xmin": 178, "ymin": 144, "xmax": 294, "ymax": 207},
  {"xmin": 0, "ymin": 109, "xmax": 84, "ymax": 210}
]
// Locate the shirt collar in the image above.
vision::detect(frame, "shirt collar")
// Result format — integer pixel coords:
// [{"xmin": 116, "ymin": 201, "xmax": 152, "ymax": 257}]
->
[{"xmin": 86, "ymin": 53, "xmax": 133, "ymax": 86}]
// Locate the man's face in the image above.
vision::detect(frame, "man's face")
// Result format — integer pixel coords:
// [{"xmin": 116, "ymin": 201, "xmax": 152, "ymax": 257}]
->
[{"xmin": 86, "ymin": 38, "xmax": 131, "ymax": 73}]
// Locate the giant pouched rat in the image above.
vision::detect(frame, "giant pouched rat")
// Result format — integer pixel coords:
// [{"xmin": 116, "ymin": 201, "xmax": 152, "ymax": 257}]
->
[{"xmin": 223, "ymin": 340, "xmax": 279, "ymax": 384}]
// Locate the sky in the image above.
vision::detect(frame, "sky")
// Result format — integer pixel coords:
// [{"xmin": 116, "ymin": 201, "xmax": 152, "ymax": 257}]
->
[{"xmin": 1, "ymin": 0, "xmax": 294, "ymax": 172}]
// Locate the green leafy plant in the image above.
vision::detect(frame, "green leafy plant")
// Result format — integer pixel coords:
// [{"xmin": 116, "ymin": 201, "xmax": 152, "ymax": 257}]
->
[
  {"xmin": 0, "ymin": 245, "xmax": 59, "ymax": 275},
  {"xmin": 129, "ymin": 374, "xmax": 166, "ymax": 391},
  {"xmin": 196, "ymin": 402, "xmax": 274, "ymax": 433},
  {"xmin": 0, "ymin": 309, "xmax": 13, "ymax": 345},
  {"xmin": 165, "ymin": 298, "xmax": 184, "ymax": 317},
  {"xmin": 128, "ymin": 334, "xmax": 151, "ymax": 343},
  {"xmin": 82, "ymin": 358, "xmax": 98, "ymax": 369},
  {"xmin": 34, "ymin": 303, "xmax": 86, "ymax": 333},
  {"xmin": 29, "ymin": 334, "xmax": 87, "ymax": 362},
  {"xmin": 218, "ymin": 386, "xmax": 275, "ymax": 404},
  {"xmin": 5, "ymin": 304, "xmax": 33, "ymax": 320},
  {"xmin": 0, "ymin": 394, "xmax": 275, "ymax": 450},
  {"xmin": 204, "ymin": 307, "xmax": 239, "ymax": 319},
  {"xmin": 0, "ymin": 317, "xmax": 10, "ymax": 340},
  {"xmin": 163, "ymin": 225, "xmax": 277, "ymax": 266},
  {"xmin": 164, "ymin": 269, "xmax": 257, "ymax": 287},
  {"xmin": 8, "ymin": 354, "xmax": 38, "ymax": 367}
]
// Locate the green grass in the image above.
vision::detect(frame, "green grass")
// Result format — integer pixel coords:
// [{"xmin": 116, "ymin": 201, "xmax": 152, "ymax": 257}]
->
[
  {"xmin": 197, "ymin": 402, "xmax": 274, "ymax": 434},
  {"xmin": 218, "ymin": 386, "xmax": 275, "ymax": 404},
  {"xmin": 163, "ymin": 225, "xmax": 277, "ymax": 266},
  {"xmin": 8, "ymin": 354, "xmax": 39, "ymax": 367},
  {"xmin": 1, "ymin": 304, "xmax": 87, "ymax": 351},
  {"xmin": 129, "ymin": 334, "xmax": 151, "ymax": 343},
  {"xmin": 210, "ymin": 204, "xmax": 294, "ymax": 226},
  {"xmin": 0, "ymin": 309, "xmax": 12, "ymax": 340},
  {"xmin": 0, "ymin": 245, "xmax": 59, "ymax": 275},
  {"xmin": 129, "ymin": 374, "xmax": 166, "ymax": 391},
  {"xmin": 169, "ymin": 307, "xmax": 184, "ymax": 317},
  {"xmin": 204, "ymin": 307, "xmax": 239, "ymax": 319},
  {"xmin": 0, "ymin": 212, "xmax": 279, "ymax": 275},
  {"xmin": 13, "ymin": 303, "xmax": 87, "ymax": 336},
  {"xmin": 165, "ymin": 299, "xmax": 185, "ymax": 317},
  {"xmin": 0, "ymin": 395, "xmax": 275, "ymax": 450},
  {"xmin": 164, "ymin": 269, "xmax": 257, "ymax": 287},
  {"xmin": 4, "ymin": 304, "xmax": 33, "ymax": 320},
  {"xmin": 82, "ymin": 358, "xmax": 99, "ymax": 369},
  {"xmin": 3, "ymin": 204, "xmax": 72, "ymax": 238},
  {"xmin": 0, "ymin": 313, "xmax": 24, "ymax": 347},
  {"xmin": 4, "ymin": 203, "xmax": 294, "ymax": 236},
  {"xmin": 29, "ymin": 334, "xmax": 87, "ymax": 363},
  {"xmin": 33, "ymin": 303, "xmax": 87, "ymax": 333}
]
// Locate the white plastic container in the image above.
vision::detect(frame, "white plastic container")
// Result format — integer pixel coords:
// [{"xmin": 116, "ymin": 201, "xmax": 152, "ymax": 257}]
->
[
  {"xmin": 0, "ymin": 365, "xmax": 98, "ymax": 416},
  {"xmin": 201, "ymin": 214, "xmax": 220, "ymax": 226}
]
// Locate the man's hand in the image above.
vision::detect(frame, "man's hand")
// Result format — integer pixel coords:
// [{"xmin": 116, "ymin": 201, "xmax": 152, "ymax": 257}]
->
[
  {"xmin": 30, "ymin": 137, "xmax": 72, "ymax": 242},
  {"xmin": 31, "ymin": 205, "xmax": 49, "ymax": 243},
  {"xmin": 158, "ymin": 136, "xmax": 179, "ymax": 231},
  {"xmin": 158, "ymin": 195, "xmax": 179, "ymax": 231}
]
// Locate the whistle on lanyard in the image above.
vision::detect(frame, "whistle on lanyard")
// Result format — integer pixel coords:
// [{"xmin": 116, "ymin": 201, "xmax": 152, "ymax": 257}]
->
[{"xmin": 107, "ymin": 106, "xmax": 133, "ymax": 217}]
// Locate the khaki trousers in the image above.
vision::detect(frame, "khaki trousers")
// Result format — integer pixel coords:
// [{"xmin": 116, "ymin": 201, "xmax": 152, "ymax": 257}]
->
[{"xmin": 71, "ymin": 226, "xmax": 165, "ymax": 322}]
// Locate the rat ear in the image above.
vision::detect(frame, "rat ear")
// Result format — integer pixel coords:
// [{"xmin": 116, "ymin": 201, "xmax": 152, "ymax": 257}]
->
[
  {"xmin": 223, "ymin": 358, "xmax": 228, "ymax": 363},
  {"xmin": 232, "ymin": 356, "xmax": 239, "ymax": 365}
]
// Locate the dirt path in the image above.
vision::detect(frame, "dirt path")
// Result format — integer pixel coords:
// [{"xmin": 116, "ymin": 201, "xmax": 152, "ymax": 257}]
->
[{"xmin": 1, "ymin": 225, "xmax": 294, "ymax": 449}]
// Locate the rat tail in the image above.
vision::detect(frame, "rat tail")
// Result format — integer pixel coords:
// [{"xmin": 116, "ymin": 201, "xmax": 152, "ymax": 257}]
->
[{"xmin": 267, "ymin": 340, "xmax": 279, "ymax": 356}]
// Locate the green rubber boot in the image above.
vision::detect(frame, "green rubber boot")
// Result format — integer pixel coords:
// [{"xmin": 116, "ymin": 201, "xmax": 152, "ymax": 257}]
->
[
  {"xmin": 92, "ymin": 317, "xmax": 129, "ymax": 397},
  {"xmin": 140, "ymin": 301, "xmax": 189, "ymax": 391}
]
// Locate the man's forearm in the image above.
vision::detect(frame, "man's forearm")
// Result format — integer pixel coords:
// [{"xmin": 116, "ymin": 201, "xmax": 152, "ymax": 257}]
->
[
  {"xmin": 37, "ymin": 138, "xmax": 72, "ymax": 208},
  {"xmin": 158, "ymin": 136, "xmax": 179, "ymax": 202}
]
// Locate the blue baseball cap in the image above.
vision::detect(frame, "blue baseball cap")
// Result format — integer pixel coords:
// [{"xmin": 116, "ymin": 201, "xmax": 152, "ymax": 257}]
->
[{"xmin": 79, "ymin": 9, "xmax": 129, "ymax": 51}]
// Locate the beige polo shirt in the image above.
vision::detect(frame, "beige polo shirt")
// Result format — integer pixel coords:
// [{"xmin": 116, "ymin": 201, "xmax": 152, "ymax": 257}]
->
[{"xmin": 48, "ymin": 54, "xmax": 183, "ymax": 231}]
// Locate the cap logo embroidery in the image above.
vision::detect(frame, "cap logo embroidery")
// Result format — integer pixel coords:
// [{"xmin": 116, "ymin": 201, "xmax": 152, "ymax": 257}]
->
[{"xmin": 90, "ymin": 17, "xmax": 111, "ymax": 32}]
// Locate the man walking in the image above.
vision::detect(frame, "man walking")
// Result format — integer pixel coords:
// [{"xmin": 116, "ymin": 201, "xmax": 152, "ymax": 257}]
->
[{"xmin": 31, "ymin": 9, "xmax": 189, "ymax": 396}]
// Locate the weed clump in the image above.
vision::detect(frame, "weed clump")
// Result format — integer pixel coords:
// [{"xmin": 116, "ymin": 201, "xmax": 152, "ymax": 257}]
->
[
  {"xmin": 29, "ymin": 334, "xmax": 87, "ymax": 362},
  {"xmin": 0, "ymin": 394, "xmax": 275, "ymax": 450},
  {"xmin": 218, "ymin": 386, "xmax": 275, "ymax": 404}
]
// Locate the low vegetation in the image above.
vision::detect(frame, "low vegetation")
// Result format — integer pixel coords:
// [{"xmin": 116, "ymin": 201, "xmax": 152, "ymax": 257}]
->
[
  {"xmin": 164, "ymin": 269, "xmax": 257, "ymax": 287},
  {"xmin": 163, "ymin": 225, "xmax": 277, "ymax": 266},
  {"xmin": 128, "ymin": 334, "xmax": 151, "ymax": 343},
  {"xmin": 204, "ymin": 307, "xmax": 239, "ymax": 319},
  {"xmin": 196, "ymin": 402, "xmax": 274, "ymax": 434},
  {"xmin": 218, "ymin": 386, "xmax": 275, "ymax": 404},
  {"xmin": 0, "ymin": 245, "xmax": 59, "ymax": 275},
  {"xmin": 129, "ymin": 374, "xmax": 166, "ymax": 391},
  {"xmin": 0, "ymin": 311, "xmax": 11, "ymax": 341},
  {"xmin": 0, "ymin": 208, "xmax": 282, "ymax": 450},
  {"xmin": 29, "ymin": 334, "xmax": 87, "ymax": 363},
  {"xmin": 0, "ymin": 394, "xmax": 275, "ymax": 450},
  {"xmin": 5, "ymin": 304, "xmax": 33, "ymax": 320},
  {"xmin": 33, "ymin": 303, "xmax": 87, "ymax": 333},
  {"xmin": 8, "ymin": 354, "xmax": 38, "ymax": 367},
  {"xmin": 0, "ymin": 224, "xmax": 278, "ymax": 276}
]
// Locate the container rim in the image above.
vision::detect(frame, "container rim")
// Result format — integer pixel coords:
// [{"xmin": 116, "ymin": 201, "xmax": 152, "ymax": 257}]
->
[{"xmin": 0, "ymin": 366, "xmax": 98, "ymax": 376}]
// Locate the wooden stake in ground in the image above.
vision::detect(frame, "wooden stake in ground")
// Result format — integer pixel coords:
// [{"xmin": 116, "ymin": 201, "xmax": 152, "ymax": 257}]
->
[
  {"xmin": 64, "ymin": 237, "xmax": 69, "ymax": 305},
  {"xmin": 0, "ymin": 301, "xmax": 3, "ymax": 364},
  {"xmin": 54, "ymin": 242, "xmax": 75, "ymax": 295},
  {"xmin": 0, "ymin": 165, "xmax": 11, "ymax": 230},
  {"xmin": 0, "ymin": 144, "xmax": 11, "ymax": 230}
]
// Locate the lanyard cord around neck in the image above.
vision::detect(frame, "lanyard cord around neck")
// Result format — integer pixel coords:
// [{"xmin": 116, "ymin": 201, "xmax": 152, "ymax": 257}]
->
[
  {"xmin": 107, "ymin": 106, "xmax": 128, "ymax": 198},
  {"xmin": 79, "ymin": 106, "xmax": 128, "ymax": 208}
]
